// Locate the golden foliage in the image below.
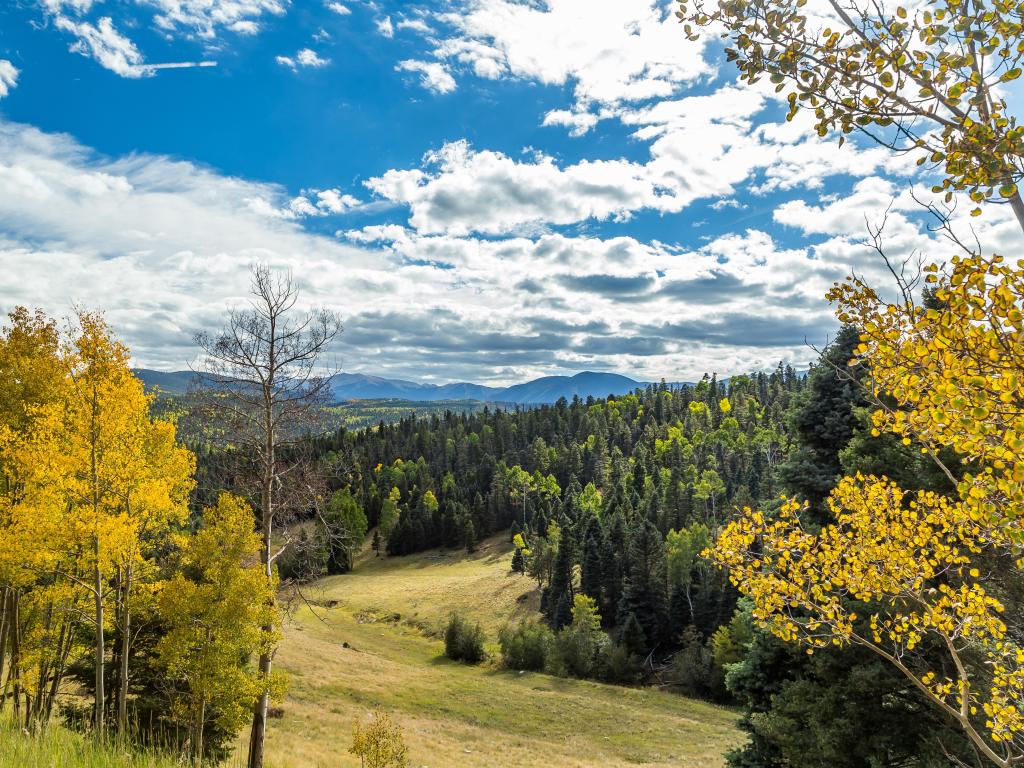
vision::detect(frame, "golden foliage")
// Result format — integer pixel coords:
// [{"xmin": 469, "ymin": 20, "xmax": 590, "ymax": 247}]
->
[
  {"xmin": 0, "ymin": 308, "xmax": 195, "ymax": 732},
  {"xmin": 709, "ymin": 252, "xmax": 1024, "ymax": 765},
  {"xmin": 156, "ymin": 493, "xmax": 279, "ymax": 763},
  {"xmin": 350, "ymin": 710, "xmax": 410, "ymax": 768}
]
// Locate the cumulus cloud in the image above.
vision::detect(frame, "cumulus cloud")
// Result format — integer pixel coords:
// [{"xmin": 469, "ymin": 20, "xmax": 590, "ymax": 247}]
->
[
  {"xmin": 0, "ymin": 120, "xmax": 391, "ymax": 367},
  {"xmin": 36, "ymin": 0, "xmax": 286, "ymax": 78},
  {"xmin": 542, "ymin": 109, "xmax": 600, "ymax": 137},
  {"xmin": 0, "ymin": 61, "xmax": 18, "ymax": 98},
  {"xmin": 396, "ymin": 17, "xmax": 432, "ymax": 34},
  {"xmin": 376, "ymin": 15, "xmax": 395, "ymax": 38},
  {"xmin": 326, "ymin": 2, "xmax": 351, "ymax": 15},
  {"xmin": 141, "ymin": 0, "xmax": 288, "ymax": 39},
  {"xmin": 365, "ymin": 88, "xmax": 918, "ymax": 238},
  {"xmin": 286, "ymin": 188, "xmax": 361, "ymax": 217},
  {"xmin": 54, "ymin": 16, "xmax": 148, "ymax": 78},
  {"xmin": 276, "ymin": 48, "xmax": 330, "ymax": 70},
  {"xmin": 366, "ymin": 140, "xmax": 675, "ymax": 236},
  {"xmin": 0, "ymin": 118, "xmax": 897, "ymax": 383},
  {"xmin": 396, "ymin": 60, "xmax": 457, "ymax": 94},
  {"xmin": 405, "ymin": 1, "xmax": 710, "ymax": 113},
  {"xmin": 48, "ymin": 12, "xmax": 219, "ymax": 77}
]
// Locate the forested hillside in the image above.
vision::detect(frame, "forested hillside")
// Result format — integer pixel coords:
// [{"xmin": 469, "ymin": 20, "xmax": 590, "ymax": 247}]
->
[
  {"xmin": 253, "ymin": 326, "xmax": 1002, "ymax": 766},
  {"xmin": 301, "ymin": 368, "xmax": 801, "ymax": 670}
]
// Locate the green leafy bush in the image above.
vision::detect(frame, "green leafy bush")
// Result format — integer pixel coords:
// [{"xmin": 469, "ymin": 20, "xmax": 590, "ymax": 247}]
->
[
  {"xmin": 444, "ymin": 613, "xmax": 486, "ymax": 664},
  {"xmin": 498, "ymin": 620, "xmax": 552, "ymax": 671}
]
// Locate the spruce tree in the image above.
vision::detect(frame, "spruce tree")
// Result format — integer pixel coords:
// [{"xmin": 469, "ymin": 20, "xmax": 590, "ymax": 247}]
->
[
  {"xmin": 616, "ymin": 520, "xmax": 669, "ymax": 650},
  {"xmin": 579, "ymin": 535, "xmax": 603, "ymax": 602},
  {"xmin": 546, "ymin": 536, "xmax": 574, "ymax": 627},
  {"xmin": 618, "ymin": 612, "xmax": 647, "ymax": 659}
]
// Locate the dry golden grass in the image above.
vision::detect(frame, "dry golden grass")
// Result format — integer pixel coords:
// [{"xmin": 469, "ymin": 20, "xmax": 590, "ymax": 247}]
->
[
  {"xmin": 316, "ymin": 535, "xmax": 542, "ymax": 639},
  {"xmin": 255, "ymin": 535, "xmax": 743, "ymax": 768}
]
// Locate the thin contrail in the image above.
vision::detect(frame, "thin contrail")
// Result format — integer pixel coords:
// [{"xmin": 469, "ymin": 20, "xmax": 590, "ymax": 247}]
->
[{"xmin": 135, "ymin": 61, "xmax": 218, "ymax": 75}]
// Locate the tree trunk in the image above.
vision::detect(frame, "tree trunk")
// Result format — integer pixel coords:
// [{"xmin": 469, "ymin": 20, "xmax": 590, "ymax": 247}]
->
[
  {"xmin": 30, "ymin": 602, "xmax": 55, "ymax": 727},
  {"xmin": 0, "ymin": 586, "xmax": 10, "ymax": 706},
  {"xmin": 1009, "ymin": 189, "xmax": 1024, "ymax": 235},
  {"xmin": 117, "ymin": 565, "xmax": 132, "ymax": 734},
  {"xmin": 7, "ymin": 591, "xmax": 22, "ymax": 721},
  {"xmin": 45, "ymin": 616, "xmax": 75, "ymax": 723},
  {"xmin": 195, "ymin": 698, "xmax": 205, "ymax": 768},
  {"xmin": 94, "ymin": 558, "xmax": 105, "ymax": 737},
  {"xmin": 247, "ymin": 399, "xmax": 275, "ymax": 768},
  {"xmin": 91, "ymin": 381, "xmax": 105, "ymax": 739}
]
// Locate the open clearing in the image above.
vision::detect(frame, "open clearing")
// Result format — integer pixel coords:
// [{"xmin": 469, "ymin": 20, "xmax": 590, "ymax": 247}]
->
[{"xmin": 258, "ymin": 536, "xmax": 743, "ymax": 768}]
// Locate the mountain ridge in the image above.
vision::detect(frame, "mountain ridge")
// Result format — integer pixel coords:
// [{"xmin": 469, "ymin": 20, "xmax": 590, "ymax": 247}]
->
[{"xmin": 133, "ymin": 369, "xmax": 684, "ymax": 405}]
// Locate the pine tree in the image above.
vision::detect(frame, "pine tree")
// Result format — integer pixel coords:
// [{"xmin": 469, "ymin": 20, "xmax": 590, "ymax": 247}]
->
[
  {"xmin": 616, "ymin": 521, "xmax": 668, "ymax": 651},
  {"xmin": 618, "ymin": 613, "xmax": 647, "ymax": 659},
  {"xmin": 546, "ymin": 537, "xmax": 574, "ymax": 626},
  {"xmin": 551, "ymin": 593, "xmax": 573, "ymax": 632},
  {"xmin": 579, "ymin": 535, "xmax": 603, "ymax": 602},
  {"xmin": 777, "ymin": 325, "xmax": 865, "ymax": 518}
]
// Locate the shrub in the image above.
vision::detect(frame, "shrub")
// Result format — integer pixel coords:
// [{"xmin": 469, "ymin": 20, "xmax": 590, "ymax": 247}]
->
[
  {"xmin": 597, "ymin": 641, "xmax": 642, "ymax": 684},
  {"xmin": 498, "ymin": 620, "xmax": 552, "ymax": 671},
  {"xmin": 667, "ymin": 625, "xmax": 715, "ymax": 698},
  {"xmin": 546, "ymin": 596, "xmax": 607, "ymax": 678},
  {"xmin": 350, "ymin": 710, "xmax": 409, "ymax": 768},
  {"xmin": 444, "ymin": 613, "xmax": 486, "ymax": 664},
  {"xmin": 511, "ymin": 547, "xmax": 526, "ymax": 573}
]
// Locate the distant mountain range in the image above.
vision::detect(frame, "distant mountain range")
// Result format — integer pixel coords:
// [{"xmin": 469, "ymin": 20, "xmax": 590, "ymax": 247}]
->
[{"xmin": 133, "ymin": 369, "xmax": 668, "ymax": 405}]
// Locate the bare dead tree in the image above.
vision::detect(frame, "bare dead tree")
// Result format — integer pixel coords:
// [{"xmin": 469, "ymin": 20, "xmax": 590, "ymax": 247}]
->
[{"xmin": 192, "ymin": 265, "xmax": 341, "ymax": 768}]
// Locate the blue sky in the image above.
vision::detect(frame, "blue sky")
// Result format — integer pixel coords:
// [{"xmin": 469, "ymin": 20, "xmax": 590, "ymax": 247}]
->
[{"xmin": 0, "ymin": 0, "xmax": 1019, "ymax": 384}]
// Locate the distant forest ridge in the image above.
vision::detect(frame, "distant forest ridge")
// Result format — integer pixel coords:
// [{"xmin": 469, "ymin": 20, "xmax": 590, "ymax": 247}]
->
[{"xmin": 133, "ymin": 368, "xmax": 700, "ymax": 405}]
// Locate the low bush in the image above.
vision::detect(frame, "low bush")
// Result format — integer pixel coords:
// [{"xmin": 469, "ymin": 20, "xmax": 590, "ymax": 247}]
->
[
  {"xmin": 444, "ymin": 613, "xmax": 486, "ymax": 664},
  {"xmin": 498, "ymin": 620, "xmax": 552, "ymax": 671},
  {"xmin": 597, "ymin": 641, "xmax": 643, "ymax": 684}
]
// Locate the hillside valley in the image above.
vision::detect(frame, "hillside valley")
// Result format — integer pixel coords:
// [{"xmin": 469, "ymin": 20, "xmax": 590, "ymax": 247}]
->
[{"xmin": 265, "ymin": 535, "xmax": 742, "ymax": 768}]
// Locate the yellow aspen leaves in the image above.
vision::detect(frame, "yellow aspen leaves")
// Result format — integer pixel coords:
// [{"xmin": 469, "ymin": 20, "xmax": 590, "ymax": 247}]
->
[{"xmin": 708, "ymin": 253, "xmax": 1024, "ymax": 764}]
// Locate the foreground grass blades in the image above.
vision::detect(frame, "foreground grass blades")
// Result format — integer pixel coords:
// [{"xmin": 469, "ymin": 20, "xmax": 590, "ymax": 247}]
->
[{"xmin": 0, "ymin": 721, "xmax": 242, "ymax": 768}]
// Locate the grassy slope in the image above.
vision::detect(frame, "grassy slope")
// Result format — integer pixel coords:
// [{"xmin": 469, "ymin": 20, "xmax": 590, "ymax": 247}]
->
[{"xmin": 262, "ymin": 536, "xmax": 743, "ymax": 768}]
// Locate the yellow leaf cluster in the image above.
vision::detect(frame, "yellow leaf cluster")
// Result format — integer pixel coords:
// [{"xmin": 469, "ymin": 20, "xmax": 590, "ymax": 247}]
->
[{"xmin": 708, "ymin": 253, "xmax": 1024, "ymax": 764}]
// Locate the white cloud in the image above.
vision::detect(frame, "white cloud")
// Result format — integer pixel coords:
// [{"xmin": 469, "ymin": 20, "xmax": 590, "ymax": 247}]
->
[
  {"xmin": 774, "ymin": 177, "xmax": 903, "ymax": 237},
  {"xmin": 396, "ymin": 17, "xmax": 432, "ymax": 34},
  {"xmin": 542, "ymin": 109, "xmax": 600, "ymax": 137},
  {"xmin": 142, "ymin": 0, "xmax": 288, "ymax": 39},
  {"xmin": 326, "ymin": 2, "xmax": 351, "ymax": 15},
  {"xmin": 0, "ymin": 119, "xmax": 411, "ymax": 370},
  {"xmin": 285, "ymin": 188, "xmax": 361, "ymax": 217},
  {"xmin": 48, "ymin": 12, "xmax": 219, "ymax": 77},
  {"xmin": 396, "ymin": 60, "xmax": 457, "ymax": 94},
  {"xmin": 313, "ymin": 189, "xmax": 360, "ymax": 213},
  {"xmin": 41, "ymin": 0, "xmax": 98, "ymax": 11},
  {"xmin": 376, "ymin": 15, "xmax": 395, "ymax": 38},
  {"xmin": 366, "ymin": 86, "xmax": 919, "ymax": 238},
  {"xmin": 37, "ymin": 1, "xmax": 285, "ymax": 78},
  {"xmin": 0, "ymin": 61, "xmax": 18, "ymax": 99},
  {"xmin": 0, "ymin": 118, "xmax": 901, "ymax": 383},
  {"xmin": 411, "ymin": 1, "xmax": 710, "ymax": 112},
  {"xmin": 54, "ymin": 16, "xmax": 147, "ymax": 78},
  {"xmin": 276, "ymin": 48, "xmax": 330, "ymax": 70},
  {"xmin": 710, "ymin": 198, "xmax": 745, "ymax": 211},
  {"xmin": 366, "ymin": 140, "xmax": 676, "ymax": 236}
]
